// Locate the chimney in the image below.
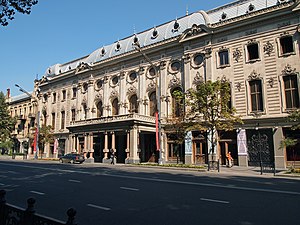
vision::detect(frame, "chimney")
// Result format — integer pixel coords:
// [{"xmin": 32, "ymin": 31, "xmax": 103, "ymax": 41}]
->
[{"xmin": 6, "ymin": 88, "xmax": 10, "ymax": 98}]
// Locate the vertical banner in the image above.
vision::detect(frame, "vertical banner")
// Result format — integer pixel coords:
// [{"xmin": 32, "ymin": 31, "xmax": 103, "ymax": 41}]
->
[
  {"xmin": 185, "ymin": 131, "xmax": 192, "ymax": 155},
  {"xmin": 54, "ymin": 138, "xmax": 58, "ymax": 154},
  {"xmin": 155, "ymin": 111, "xmax": 160, "ymax": 151},
  {"xmin": 33, "ymin": 127, "xmax": 38, "ymax": 154},
  {"xmin": 237, "ymin": 129, "xmax": 248, "ymax": 156}
]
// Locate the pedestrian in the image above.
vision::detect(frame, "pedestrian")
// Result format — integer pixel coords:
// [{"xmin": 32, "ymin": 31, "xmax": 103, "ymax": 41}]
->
[
  {"xmin": 226, "ymin": 151, "xmax": 233, "ymax": 168},
  {"xmin": 110, "ymin": 149, "xmax": 115, "ymax": 165}
]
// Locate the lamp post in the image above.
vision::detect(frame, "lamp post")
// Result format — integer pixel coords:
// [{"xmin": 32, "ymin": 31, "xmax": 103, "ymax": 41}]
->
[
  {"xmin": 15, "ymin": 84, "xmax": 40, "ymax": 159},
  {"xmin": 133, "ymin": 41, "xmax": 163, "ymax": 164}
]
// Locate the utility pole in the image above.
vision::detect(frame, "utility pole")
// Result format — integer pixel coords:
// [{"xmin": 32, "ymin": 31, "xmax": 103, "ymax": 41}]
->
[{"xmin": 133, "ymin": 41, "xmax": 163, "ymax": 164}]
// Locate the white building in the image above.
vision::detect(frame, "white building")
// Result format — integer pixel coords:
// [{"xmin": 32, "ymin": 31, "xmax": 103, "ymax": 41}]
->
[{"xmin": 27, "ymin": 0, "xmax": 300, "ymax": 168}]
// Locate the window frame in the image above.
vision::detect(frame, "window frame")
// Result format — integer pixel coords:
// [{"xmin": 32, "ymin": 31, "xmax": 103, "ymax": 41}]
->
[
  {"xmin": 277, "ymin": 34, "xmax": 295, "ymax": 57},
  {"xmin": 248, "ymin": 79, "xmax": 264, "ymax": 113},
  {"xmin": 216, "ymin": 48, "xmax": 230, "ymax": 68},
  {"xmin": 245, "ymin": 40, "xmax": 261, "ymax": 63}
]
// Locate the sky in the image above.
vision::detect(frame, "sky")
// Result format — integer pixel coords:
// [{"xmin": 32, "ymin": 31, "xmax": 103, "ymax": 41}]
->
[{"xmin": 0, "ymin": 0, "xmax": 232, "ymax": 97}]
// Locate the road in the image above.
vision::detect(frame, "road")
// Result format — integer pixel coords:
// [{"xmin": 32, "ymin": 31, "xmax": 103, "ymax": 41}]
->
[{"xmin": 0, "ymin": 160, "xmax": 299, "ymax": 225}]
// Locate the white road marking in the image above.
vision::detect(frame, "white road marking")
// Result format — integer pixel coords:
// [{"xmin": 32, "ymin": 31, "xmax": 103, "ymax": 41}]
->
[
  {"xmin": 120, "ymin": 186, "xmax": 139, "ymax": 191},
  {"xmin": 0, "ymin": 183, "xmax": 5, "ymax": 186},
  {"xmin": 30, "ymin": 191, "xmax": 45, "ymax": 195},
  {"xmin": 1, "ymin": 162, "xmax": 299, "ymax": 196},
  {"xmin": 200, "ymin": 198, "xmax": 230, "ymax": 204},
  {"xmin": 87, "ymin": 204, "xmax": 111, "ymax": 211},
  {"xmin": 68, "ymin": 179, "xmax": 81, "ymax": 183}
]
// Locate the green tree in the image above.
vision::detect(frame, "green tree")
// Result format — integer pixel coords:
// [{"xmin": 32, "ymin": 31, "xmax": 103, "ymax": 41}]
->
[
  {"xmin": 287, "ymin": 109, "xmax": 300, "ymax": 130},
  {"xmin": 38, "ymin": 124, "xmax": 54, "ymax": 157},
  {"xmin": 279, "ymin": 137, "xmax": 298, "ymax": 169},
  {"xmin": 0, "ymin": 0, "xmax": 38, "ymax": 26},
  {"xmin": 185, "ymin": 78, "xmax": 243, "ymax": 164},
  {"xmin": 0, "ymin": 91, "xmax": 16, "ymax": 150}
]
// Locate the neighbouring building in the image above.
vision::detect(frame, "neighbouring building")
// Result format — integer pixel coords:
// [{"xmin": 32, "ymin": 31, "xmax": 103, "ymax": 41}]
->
[
  {"xmin": 6, "ymin": 89, "xmax": 37, "ymax": 155},
  {"xmin": 10, "ymin": 0, "xmax": 300, "ymax": 169}
]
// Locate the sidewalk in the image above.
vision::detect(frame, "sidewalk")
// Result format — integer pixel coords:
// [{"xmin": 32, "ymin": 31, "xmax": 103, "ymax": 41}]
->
[{"xmin": 1, "ymin": 155, "xmax": 299, "ymax": 179}]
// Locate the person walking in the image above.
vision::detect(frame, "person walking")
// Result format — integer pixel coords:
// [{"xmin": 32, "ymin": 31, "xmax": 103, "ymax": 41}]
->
[
  {"xmin": 226, "ymin": 151, "xmax": 233, "ymax": 168},
  {"xmin": 110, "ymin": 149, "xmax": 115, "ymax": 165}
]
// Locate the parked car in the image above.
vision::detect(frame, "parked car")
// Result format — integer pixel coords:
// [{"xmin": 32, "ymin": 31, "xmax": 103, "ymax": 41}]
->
[{"xmin": 59, "ymin": 153, "xmax": 85, "ymax": 164}]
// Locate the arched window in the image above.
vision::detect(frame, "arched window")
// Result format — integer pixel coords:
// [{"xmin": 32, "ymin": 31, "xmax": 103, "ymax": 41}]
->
[
  {"xmin": 112, "ymin": 98, "xmax": 119, "ymax": 116},
  {"xmin": 149, "ymin": 92, "xmax": 157, "ymax": 116},
  {"xmin": 97, "ymin": 101, "xmax": 103, "ymax": 118},
  {"xmin": 171, "ymin": 88, "xmax": 183, "ymax": 118},
  {"xmin": 129, "ymin": 94, "xmax": 138, "ymax": 113}
]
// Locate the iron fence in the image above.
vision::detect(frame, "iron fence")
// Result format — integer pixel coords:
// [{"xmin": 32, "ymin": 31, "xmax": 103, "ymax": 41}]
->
[{"xmin": 0, "ymin": 190, "xmax": 77, "ymax": 225}]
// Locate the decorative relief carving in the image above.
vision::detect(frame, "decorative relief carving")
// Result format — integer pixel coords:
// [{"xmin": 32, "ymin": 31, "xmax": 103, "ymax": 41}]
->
[
  {"xmin": 75, "ymin": 62, "xmax": 92, "ymax": 73},
  {"xmin": 236, "ymin": 82, "xmax": 242, "ymax": 91},
  {"xmin": 168, "ymin": 76, "xmax": 181, "ymax": 89},
  {"xmin": 159, "ymin": 60, "xmax": 167, "ymax": 70},
  {"xmin": 233, "ymin": 48, "xmax": 242, "ymax": 62},
  {"xmin": 186, "ymin": 24, "xmax": 203, "ymax": 37},
  {"xmin": 127, "ymin": 86, "xmax": 137, "ymax": 96},
  {"xmin": 146, "ymin": 81, "xmax": 156, "ymax": 93},
  {"xmin": 94, "ymin": 93, "xmax": 103, "ymax": 101},
  {"xmin": 110, "ymin": 90, "xmax": 119, "ymax": 99},
  {"xmin": 282, "ymin": 64, "xmax": 296, "ymax": 76},
  {"xmin": 193, "ymin": 72, "xmax": 204, "ymax": 86},
  {"xmin": 139, "ymin": 66, "xmax": 145, "ymax": 75},
  {"xmin": 248, "ymin": 70, "xmax": 261, "ymax": 80},
  {"xmin": 182, "ymin": 54, "xmax": 191, "ymax": 63},
  {"xmin": 263, "ymin": 41, "xmax": 274, "ymax": 56}
]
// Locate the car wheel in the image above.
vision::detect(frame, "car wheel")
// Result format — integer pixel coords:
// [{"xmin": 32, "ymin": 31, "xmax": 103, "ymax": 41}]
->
[
  {"xmin": 59, "ymin": 159, "xmax": 63, "ymax": 163},
  {"xmin": 70, "ymin": 159, "xmax": 74, "ymax": 164}
]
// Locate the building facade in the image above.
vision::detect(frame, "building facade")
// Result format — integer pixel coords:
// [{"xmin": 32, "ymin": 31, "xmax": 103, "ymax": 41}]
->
[
  {"xmin": 6, "ymin": 89, "xmax": 37, "ymax": 155},
  {"xmin": 17, "ymin": 0, "xmax": 300, "ymax": 168}
]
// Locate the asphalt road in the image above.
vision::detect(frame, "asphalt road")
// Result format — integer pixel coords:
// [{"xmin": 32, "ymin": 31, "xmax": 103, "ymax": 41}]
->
[{"xmin": 0, "ymin": 160, "xmax": 299, "ymax": 225}]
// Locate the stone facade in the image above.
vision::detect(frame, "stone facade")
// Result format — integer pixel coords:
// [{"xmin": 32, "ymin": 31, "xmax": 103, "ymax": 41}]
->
[{"xmin": 10, "ymin": 0, "xmax": 300, "ymax": 168}]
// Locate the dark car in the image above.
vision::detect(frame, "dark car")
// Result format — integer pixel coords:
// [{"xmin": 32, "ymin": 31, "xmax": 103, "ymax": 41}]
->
[{"xmin": 59, "ymin": 153, "xmax": 85, "ymax": 164}]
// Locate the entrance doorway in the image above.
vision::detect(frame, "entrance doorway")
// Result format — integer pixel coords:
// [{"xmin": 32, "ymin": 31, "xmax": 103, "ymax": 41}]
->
[
  {"xmin": 140, "ymin": 133, "xmax": 157, "ymax": 163},
  {"xmin": 219, "ymin": 131, "xmax": 238, "ymax": 166},
  {"xmin": 93, "ymin": 134, "xmax": 104, "ymax": 163}
]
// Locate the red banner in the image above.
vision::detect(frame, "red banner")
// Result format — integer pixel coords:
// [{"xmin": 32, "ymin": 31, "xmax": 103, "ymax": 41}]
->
[
  {"xmin": 155, "ymin": 111, "xmax": 160, "ymax": 151},
  {"xmin": 33, "ymin": 127, "xmax": 38, "ymax": 153}
]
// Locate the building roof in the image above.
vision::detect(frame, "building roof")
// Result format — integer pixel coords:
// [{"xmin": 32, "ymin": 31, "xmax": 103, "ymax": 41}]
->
[
  {"xmin": 44, "ymin": 0, "xmax": 292, "ymax": 77},
  {"xmin": 11, "ymin": 92, "xmax": 32, "ymax": 103}
]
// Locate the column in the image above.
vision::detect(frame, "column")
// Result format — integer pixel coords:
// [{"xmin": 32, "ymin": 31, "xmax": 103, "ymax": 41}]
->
[
  {"xmin": 102, "ymin": 132, "xmax": 110, "ymax": 163},
  {"xmin": 89, "ymin": 133, "xmax": 94, "ymax": 158},
  {"xmin": 125, "ymin": 130, "xmax": 130, "ymax": 163},
  {"xmin": 83, "ymin": 134, "xmax": 88, "ymax": 158},
  {"xmin": 237, "ymin": 129, "xmax": 248, "ymax": 167},
  {"xmin": 87, "ymin": 75, "xmax": 94, "ymax": 119},
  {"xmin": 129, "ymin": 126, "xmax": 140, "ymax": 163},
  {"xmin": 111, "ymin": 132, "xmax": 116, "ymax": 152}
]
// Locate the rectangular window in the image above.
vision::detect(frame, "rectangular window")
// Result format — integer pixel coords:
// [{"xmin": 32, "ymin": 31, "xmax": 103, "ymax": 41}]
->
[
  {"xmin": 249, "ymin": 80, "xmax": 263, "ymax": 112},
  {"xmin": 61, "ymin": 111, "xmax": 65, "ymax": 129},
  {"xmin": 247, "ymin": 43, "xmax": 259, "ymax": 61},
  {"xmin": 53, "ymin": 93, "xmax": 57, "ymax": 103},
  {"xmin": 219, "ymin": 50, "xmax": 229, "ymax": 66},
  {"xmin": 284, "ymin": 75, "xmax": 300, "ymax": 109},
  {"xmin": 62, "ymin": 90, "xmax": 66, "ymax": 101},
  {"xmin": 51, "ymin": 112, "xmax": 55, "ymax": 129},
  {"xmin": 71, "ymin": 109, "xmax": 76, "ymax": 122},
  {"xmin": 72, "ymin": 87, "xmax": 77, "ymax": 98},
  {"xmin": 280, "ymin": 36, "xmax": 294, "ymax": 55}
]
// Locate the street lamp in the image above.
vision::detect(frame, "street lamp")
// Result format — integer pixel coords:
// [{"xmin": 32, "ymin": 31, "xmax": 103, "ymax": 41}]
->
[
  {"xmin": 15, "ymin": 84, "xmax": 40, "ymax": 159},
  {"xmin": 133, "ymin": 41, "xmax": 163, "ymax": 164}
]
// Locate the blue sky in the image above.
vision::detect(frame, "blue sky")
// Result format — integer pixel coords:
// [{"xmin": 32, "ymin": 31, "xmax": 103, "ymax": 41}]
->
[{"xmin": 0, "ymin": 0, "xmax": 232, "ymax": 97}]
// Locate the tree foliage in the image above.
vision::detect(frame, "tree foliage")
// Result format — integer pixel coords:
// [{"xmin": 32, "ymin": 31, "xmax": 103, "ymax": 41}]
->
[
  {"xmin": 186, "ymin": 78, "xmax": 242, "ymax": 131},
  {"xmin": 0, "ymin": 0, "xmax": 38, "ymax": 26},
  {"xmin": 0, "ymin": 91, "xmax": 16, "ymax": 149},
  {"xmin": 38, "ymin": 124, "xmax": 54, "ymax": 151},
  {"xmin": 287, "ymin": 109, "xmax": 300, "ymax": 130}
]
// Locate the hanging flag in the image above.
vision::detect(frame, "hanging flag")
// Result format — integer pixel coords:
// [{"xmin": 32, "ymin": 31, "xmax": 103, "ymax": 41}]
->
[
  {"xmin": 33, "ymin": 127, "xmax": 38, "ymax": 154},
  {"xmin": 155, "ymin": 111, "xmax": 160, "ymax": 151}
]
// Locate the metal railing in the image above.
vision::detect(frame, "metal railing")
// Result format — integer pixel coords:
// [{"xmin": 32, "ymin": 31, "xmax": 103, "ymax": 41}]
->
[{"xmin": 0, "ymin": 190, "xmax": 77, "ymax": 225}]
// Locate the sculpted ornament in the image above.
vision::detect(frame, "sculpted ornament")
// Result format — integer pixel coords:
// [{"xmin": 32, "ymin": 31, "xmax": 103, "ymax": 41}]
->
[
  {"xmin": 75, "ymin": 62, "xmax": 92, "ymax": 73},
  {"xmin": 263, "ymin": 41, "xmax": 274, "ymax": 56},
  {"xmin": 233, "ymin": 48, "xmax": 242, "ymax": 62},
  {"xmin": 193, "ymin": 72, "xmax": 204, "ymax": 86},
  {"xmin": 146, "ymin": 81, "xmax": 156, "ymax": 93},
  {"xmin": 110, "ymin": 90, "xmax": 119, "ymax": 100},
  {"xmin": 168, "ymin": 76, "xmax": 181, "ymax": 89},
  {"xmin": 127, "ymin": 86, "xmax": 137, "ymax": 96},
  {"xmin": 282, "ymin": 64, "xmax": 296, "ymax": 76},
  {"xmin": 248, "ymin": 70, "xmax": 261, "ymax": 80}
]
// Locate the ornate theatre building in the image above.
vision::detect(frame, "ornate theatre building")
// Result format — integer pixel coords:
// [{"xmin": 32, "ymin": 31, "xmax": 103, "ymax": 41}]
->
[{"xmin": 28, "ymin": 0, "xmax": 300, "ymax": 168}]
